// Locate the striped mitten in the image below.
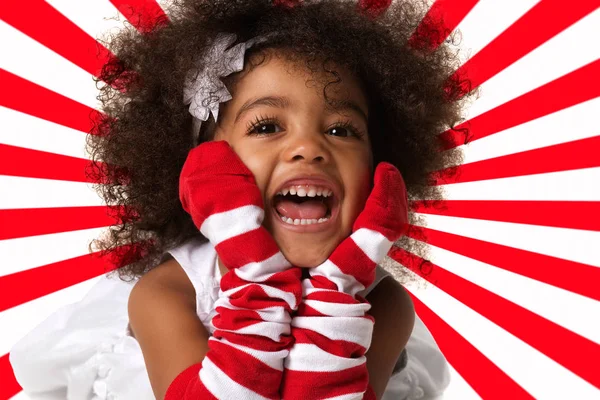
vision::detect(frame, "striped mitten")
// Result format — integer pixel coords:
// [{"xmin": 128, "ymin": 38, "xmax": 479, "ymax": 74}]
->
[
  {"xmin": 170, "ymin": 140, "xmax": 302, "ymax": 399},
  {"xmin": 281, "ymin": 162, "xmax": 409, "ymax": 400}
]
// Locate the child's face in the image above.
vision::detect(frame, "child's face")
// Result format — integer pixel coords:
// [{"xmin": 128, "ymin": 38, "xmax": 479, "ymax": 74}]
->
[{"xmin": 214, "ymin": 51, "xmax": 372, "ymax": 267}]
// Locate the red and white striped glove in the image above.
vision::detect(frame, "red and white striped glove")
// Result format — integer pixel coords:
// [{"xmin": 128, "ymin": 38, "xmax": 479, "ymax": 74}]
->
[
  {"xmin": 169, "ymin": 140, "xmax": 302, "ymax": 399},
  {"xmin": 281, "ymin": 162, "xmax": 409, "ymax": 400}
]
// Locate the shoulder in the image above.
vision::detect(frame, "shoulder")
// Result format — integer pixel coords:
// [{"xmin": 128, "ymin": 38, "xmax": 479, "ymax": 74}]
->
[
  {"xmin": 128, "ymin": 258, "xmax": 197, "ymax": 326},
  {"xmin": 128, "ymin": 259, "xmax": 211, "ymax": 399}
]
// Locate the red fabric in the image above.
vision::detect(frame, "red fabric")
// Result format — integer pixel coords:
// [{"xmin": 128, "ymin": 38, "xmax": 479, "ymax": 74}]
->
[{"xmin": 174, "ymin": 141, "xmax": 301, "ymax": 399}]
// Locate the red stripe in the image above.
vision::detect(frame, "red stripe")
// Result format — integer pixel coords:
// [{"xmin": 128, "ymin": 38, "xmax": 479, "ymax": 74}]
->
[
  {"xmin": 328, "ymin": 238, "xmax": 377, "ymax": 288},
  {"xmin": 439, "ymin": 59, "xmax": 600, "ymax": 149},
  {"xmin": 0, "ymin": 206, "xmax": 123, "ymax": 241},
  {"xmin": 109, "ymin": 0, "xmax": 169, "ymax": 34},
  {"xmin": 281, "ymin": 364, "xmax": 368, "ymax": 400},
  {"xmin": 452, "ymin": 0, "xmax": 599, "ymax": 92},
  {"xmin": 431, "ymin": 135, "xmax": 600, "ymax": 184},
  {"xmin": 213, "ymin": 307, "xmax": 264, "ymax": 330},
  {"xmin": 393, "ymin": 248, "xmax": 600, "ymax": 389},
  {"xmin": 296, "ymin": 302, "xmax": 328, "ymax": 317},
  {"xmin": 0, "ymin": 243, "xmax": 146, "ymax": 312},
  {"xmin": 409, "ymin": 0, "xmax": 479, "ymax": 50},
  {"xmin": 206, "ymin": 340, "xmax": 281, "ymax": 399},
  {"xmin": 0, "ymin": 69, "xmax": 104, "ymax": 133},
  {"xmin": 407, "ymin": 293, "xmax": 535, "ymax": 399},
  {"xmin": 401, "ymin": 225, "xmax": 600, "ymax": 302},
  {"xmin": 0, "ymin": 1, "xmax": 116, "ymax": 77},
  {"xmin": 223, "ymin": 280, "xmax": 297, "ymax": 313},
  {"xmin": 411, "ymin": 200, "xmax": 600, "ymax": 232},
  {"xmin": 0, "ymin": 143, "xmax": 100, "ymax": 182},
  {"xmin": 308, "ymin": 274, "xmax": 338, "ymax": 291},
  {"xmin": 215, "ymin": 228, "xmax": 280, "ymax": 269},
  {"xmin": 304, "ymin": 290, "xmax": 361, "ymax": 304},
  {"xmin": 291, "ymin": 326, "xmax": 369, "ymax": 358},
  {"xmin": 0, "ymin": 353, "xmax": 22, "ymax": 400},
  {"xmin": 213, "ymin": 330, "xmax": 295, "ymax": 352},
  {"xmin": 222, "ymin": 269, "xmax": 302, "ymax": 311}
]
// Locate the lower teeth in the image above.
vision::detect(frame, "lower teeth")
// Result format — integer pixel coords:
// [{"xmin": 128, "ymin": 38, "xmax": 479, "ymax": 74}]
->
[{"xmin": 280, "ymin": 216, "xmax": 329, "ymax": 225}]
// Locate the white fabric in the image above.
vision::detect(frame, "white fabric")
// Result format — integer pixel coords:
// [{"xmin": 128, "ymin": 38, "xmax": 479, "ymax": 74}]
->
[{"xmin": 10, "ymin": 237, "xmax": 450, "ymax": 399}]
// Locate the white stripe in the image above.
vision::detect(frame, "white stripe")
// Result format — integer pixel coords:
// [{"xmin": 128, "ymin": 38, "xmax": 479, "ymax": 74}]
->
[
  {"xmin": 292, "ymin": 316, "xmax": 373, "ymax": 350},
  {"xmin": 209, "ymin": 337, "xmax": 288, "ymax": 371},
  {"xmin": 303, "ymin": 286, "xmax": 339, "ymax": 297},
  {"xmin": 309, "ymin": 260, "xmax": 365, "ymax": 296},
  {"xmin": 439, "ymin": 167, "xmax": 600, "ymax": 201},
  {"xmin": 199, "ymin": 356, "xmax": 270, "ymax": 400},
  {"xmin": 0, "ymin": 106, "xmax": 89, "ymax": 160},
  {"xmin": 323, "ymin": 393, "xmax": 365, "ymax": 400},
  {"xmin": 350, "ymin": 228, "xmax": 393, "ymax": 264},
  {"xmin": 0, "ymin": 227, "xmax": 106, "ymax": 277},
  {"xmin": 303, "ymin": 299, "xmax": 371, "ymax": 317},
  {"xmin": 0, "ymin": 176, "xmax": 104, "ymax": 209},
  {"xmin": 217, "ymin": 320, "xmax": 290, "ymax": 342},
  {"xmin": 200, "ymin": 205, "xmax": 263, "ymax": 245},
  {"xmin": 285, "ymin": 343, "xmax": 366, "ymax": 372},
  {"xmin": 235, "ymin": 251, "xmax": 291, "ymax": 282},
  {"xmin": 220, "ymin": 282, "xmax": 298, "ymax": 310},
  {"xmin": 213, "ymin": 299, "xmax": 291, "ymax": 324}
]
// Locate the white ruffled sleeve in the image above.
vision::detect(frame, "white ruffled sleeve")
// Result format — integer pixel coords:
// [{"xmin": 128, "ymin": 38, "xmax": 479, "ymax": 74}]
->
[
  {"xmin": 383, "ymin": 314, "xmax": 451, "ymax": 400},
  {"xmin": 9, "ymin": 276, "xmax": 154, "ymax": 400}
]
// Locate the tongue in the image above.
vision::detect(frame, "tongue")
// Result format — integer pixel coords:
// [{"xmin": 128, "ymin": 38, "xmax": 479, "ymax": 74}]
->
[{"xmin": 276, "ymin": 199, "xmax": 328, "ymax": 220}]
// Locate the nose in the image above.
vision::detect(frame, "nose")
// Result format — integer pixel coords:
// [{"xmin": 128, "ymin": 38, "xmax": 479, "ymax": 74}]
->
[{"xmin": 282, "ymin": 131, "xmax": 330, "ymax": 164}]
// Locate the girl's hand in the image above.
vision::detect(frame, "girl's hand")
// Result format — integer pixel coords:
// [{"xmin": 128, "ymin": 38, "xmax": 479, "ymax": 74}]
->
[
  {"xmin": 307, "ymin": 162, "xmax": 408, "ymax": 294},
  {"xmin": 341, "ymin": 161, "xmax": 408, "ymax": 289},
  {"xmin": 179, "ymin": 141, "xmax": 263, "ymax": 259},
  {"xmin": 174, "ymin": 140, "xmax": 301, "ymax": 400}
]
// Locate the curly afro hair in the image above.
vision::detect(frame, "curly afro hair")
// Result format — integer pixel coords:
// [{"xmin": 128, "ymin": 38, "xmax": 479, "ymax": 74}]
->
[{"xmin": 86, "ymin": 0, "xmax": 472, "ymax": 282}]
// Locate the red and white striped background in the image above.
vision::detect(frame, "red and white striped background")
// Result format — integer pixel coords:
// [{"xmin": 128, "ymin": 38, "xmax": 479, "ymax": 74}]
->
[{"xmin": 1, "ymin": 0, "xmax": 599, "ymax": 399}]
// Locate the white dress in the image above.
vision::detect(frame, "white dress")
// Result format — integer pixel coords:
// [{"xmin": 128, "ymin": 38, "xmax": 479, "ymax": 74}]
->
[{"xmin": 10, "ymin": 237, "xmax": 450, "ymax": 400}]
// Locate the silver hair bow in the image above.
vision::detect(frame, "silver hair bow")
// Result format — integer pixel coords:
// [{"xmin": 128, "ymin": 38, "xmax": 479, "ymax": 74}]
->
[{"xmin": 183, "ymin": 32, "xmax": 269, "ymax": 144}]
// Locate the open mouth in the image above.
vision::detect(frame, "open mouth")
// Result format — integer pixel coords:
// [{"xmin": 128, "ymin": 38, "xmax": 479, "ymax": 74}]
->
[{"xmin": 272, "ymin": 185, "xmax": 336, "ymax": 226}]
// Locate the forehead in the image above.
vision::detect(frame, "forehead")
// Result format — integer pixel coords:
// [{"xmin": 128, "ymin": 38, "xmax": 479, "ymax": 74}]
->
[{"xmin": 226, "ymin": 49, "xmax": 369, "ymax": 112}]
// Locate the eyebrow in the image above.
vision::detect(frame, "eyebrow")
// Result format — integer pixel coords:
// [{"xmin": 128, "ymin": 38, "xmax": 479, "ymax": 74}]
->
[{"xmin": 234, "ymin": 95, "xmax": 368, "ymax": 123}]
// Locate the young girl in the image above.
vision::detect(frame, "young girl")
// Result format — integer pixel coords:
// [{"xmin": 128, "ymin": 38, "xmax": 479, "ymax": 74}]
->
[{"xmin": 10, "ymin": 0, "xmax": 469, "ymax": 399}]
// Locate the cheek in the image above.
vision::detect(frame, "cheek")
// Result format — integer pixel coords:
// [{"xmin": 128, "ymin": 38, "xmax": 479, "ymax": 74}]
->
[
  {"xmin": 231, "ymin": 147, "xmax": 273, "ymax": 196},
  {"xmin": 342, "ymin": 159, "xmax": 372, "ymax": 223}
]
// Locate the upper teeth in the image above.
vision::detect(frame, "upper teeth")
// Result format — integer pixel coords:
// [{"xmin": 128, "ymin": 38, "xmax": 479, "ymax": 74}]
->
[{"xmin": 277, "ymin": 185, "xmax": 333, "ymax": 198}]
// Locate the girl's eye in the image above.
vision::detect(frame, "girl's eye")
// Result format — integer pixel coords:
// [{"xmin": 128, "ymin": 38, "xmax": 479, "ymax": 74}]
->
[
  {"xmin": 246, "ymin": 116, "xmax": 282, "ymax": 136},
  {"xmin": 327, "ymin": 121, "xmax": 365, "ymax": 139}
]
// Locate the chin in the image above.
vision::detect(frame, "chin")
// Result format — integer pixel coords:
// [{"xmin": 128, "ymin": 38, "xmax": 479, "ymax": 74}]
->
[
  {"xmin": 282, "ymin": 252, "xmax": 328, "ymax": 268},
  {"xmin": 273, "ymin": 234, "xmax": 339, "ymax": 268}
]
